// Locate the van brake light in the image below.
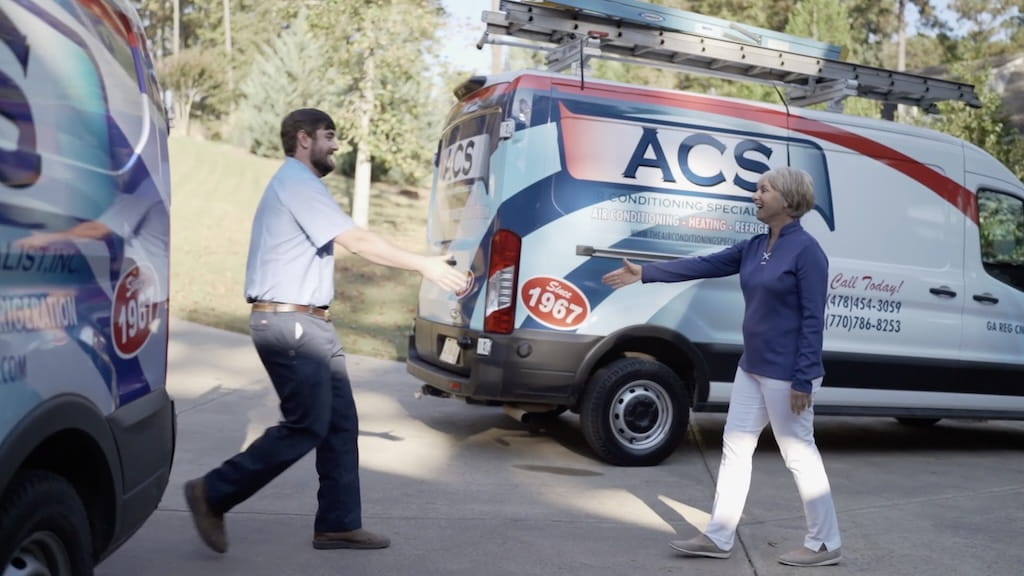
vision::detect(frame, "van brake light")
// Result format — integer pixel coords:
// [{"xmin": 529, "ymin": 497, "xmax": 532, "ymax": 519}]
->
[
  {"xmin": 484, "ymin": 229, "xmax": 521, "ymax": 334},
  {"xmin": 485, "ymin": 266, "xmax": 515, "ymax": 315}
]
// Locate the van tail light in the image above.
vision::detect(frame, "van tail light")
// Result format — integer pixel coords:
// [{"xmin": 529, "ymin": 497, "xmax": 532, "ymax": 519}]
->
[{"xmin": 484, "ymin": 229, "xmax": 521, "ymax": 334}]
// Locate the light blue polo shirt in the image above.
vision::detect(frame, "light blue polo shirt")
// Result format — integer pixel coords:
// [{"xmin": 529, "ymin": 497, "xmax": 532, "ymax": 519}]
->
[{"xmin": 244, "ymin": 158, "xmax": 354, "ymax": 307}]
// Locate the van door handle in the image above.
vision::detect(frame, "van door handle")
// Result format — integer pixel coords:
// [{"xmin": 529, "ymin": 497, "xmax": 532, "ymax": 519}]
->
[
  {"xmin": 972, "ymin": 293, "xmax": 999, "ymax": 304},
  {"xmin": 929, "ymin": 286, "xmax": 957, "ymax": 298}
]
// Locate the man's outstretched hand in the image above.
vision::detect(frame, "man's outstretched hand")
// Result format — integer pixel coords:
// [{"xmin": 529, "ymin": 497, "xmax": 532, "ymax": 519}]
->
[{"xmin": 422, "ymin": 254, "xmax": 469, "ymax": 292}]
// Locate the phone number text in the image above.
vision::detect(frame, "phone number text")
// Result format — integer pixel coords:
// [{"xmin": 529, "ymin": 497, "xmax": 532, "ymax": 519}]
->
[
  {"xmin": 827, "ymin": 294, "xmax": 902, "ymax": 314},
  {"xmin": 826, "ymin": 314, "xmax": 902, "ymax": 333}
]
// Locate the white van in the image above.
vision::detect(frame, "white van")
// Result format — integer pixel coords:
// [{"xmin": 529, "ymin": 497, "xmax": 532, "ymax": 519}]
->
[
  {"xmin": 407, "ymin": 1, "xmax": 1024, "ymax": 466},
  {"xmin": 0, "ymin": 0, "xmax": 174, "ymax": 572}
]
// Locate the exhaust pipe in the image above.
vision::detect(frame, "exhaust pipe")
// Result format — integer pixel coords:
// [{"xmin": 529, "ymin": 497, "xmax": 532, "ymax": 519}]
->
[
  {"xmin": 417, "ymin": 384, "xmax": 451, "ymax": 399},
  {"xmin": 502, "ymin": 403, "xmax": 562, "ymax": 424},
  {"xmin": 503, "ymin": 404, "xmax": 531, "ymax": 423}
]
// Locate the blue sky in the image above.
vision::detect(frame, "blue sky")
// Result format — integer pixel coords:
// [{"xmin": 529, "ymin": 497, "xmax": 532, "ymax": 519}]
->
[{"xmin": 440, "ymin": 0, "xmax": 493, "ymax": 74}]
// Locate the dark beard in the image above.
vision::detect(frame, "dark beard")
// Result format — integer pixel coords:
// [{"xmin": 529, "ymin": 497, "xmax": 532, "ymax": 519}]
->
[{"xmin": 312, "ymin": 155, "xmax": 334, "ymax": 178}]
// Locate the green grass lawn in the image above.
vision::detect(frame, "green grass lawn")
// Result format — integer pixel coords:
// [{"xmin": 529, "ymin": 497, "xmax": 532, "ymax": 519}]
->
[{"xmin": 169, "ymin": 136, "xmax": 430, "ymax": 361}]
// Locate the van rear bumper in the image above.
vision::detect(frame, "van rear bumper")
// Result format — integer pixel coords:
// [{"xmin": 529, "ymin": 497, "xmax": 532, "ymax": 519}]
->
[{"xmin": 406, "ymin": 318, "xmax": 601, "ymax": 404}]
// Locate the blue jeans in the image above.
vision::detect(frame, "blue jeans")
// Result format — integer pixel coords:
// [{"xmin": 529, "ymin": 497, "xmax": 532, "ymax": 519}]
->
[{"xmin": 203, "ymin": 310, "xmax": 361, "ymax": 532}]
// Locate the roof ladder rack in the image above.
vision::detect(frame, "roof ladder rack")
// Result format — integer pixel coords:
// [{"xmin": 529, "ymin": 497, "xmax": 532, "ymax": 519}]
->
[{"xmin": 478, "ymin": 0, "xmax": 981, "ymax": 112}]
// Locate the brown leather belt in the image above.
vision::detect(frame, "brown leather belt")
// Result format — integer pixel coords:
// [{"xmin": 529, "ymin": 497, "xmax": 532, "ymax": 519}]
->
[{"xmin": 251, "ymin": 301, "xmax": 330, "ymax": 321}]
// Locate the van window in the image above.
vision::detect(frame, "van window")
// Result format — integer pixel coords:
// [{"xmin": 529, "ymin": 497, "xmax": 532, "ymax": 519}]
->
[
  {"xmin": 430, "ymin": 111, "xmax": 500, "ymax": 245},
  {"xmin": 76, "ymin": 0, "xmax": 139, "ymax": 83},
  {"xmin": 978, "ymin": 189, "xmax": 1024, "ymax": 290}
]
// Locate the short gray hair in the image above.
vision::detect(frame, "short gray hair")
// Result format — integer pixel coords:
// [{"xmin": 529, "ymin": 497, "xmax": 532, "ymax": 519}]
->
[{"xmin": 760, "ymin": 167, "xmax": 815, "ymax": 218}]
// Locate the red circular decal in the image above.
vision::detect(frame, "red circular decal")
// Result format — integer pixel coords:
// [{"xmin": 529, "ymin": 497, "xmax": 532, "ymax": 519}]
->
[
  {"xmin": 520, "ymin": 276, "xmax": 590, "ymax": 330},
  {"xmin": 111, "ymin": 264, "xmax": 160, "ymax": 358}
]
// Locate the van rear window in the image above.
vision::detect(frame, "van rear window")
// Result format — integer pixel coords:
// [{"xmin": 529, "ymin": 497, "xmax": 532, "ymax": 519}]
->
[
  {"xmin": 75, "ymin": 0, "xmax": 139, "ymax": 84},
  {"xmin": 430, "ymin": 112, "xmax": 500, "ymax": 244}
]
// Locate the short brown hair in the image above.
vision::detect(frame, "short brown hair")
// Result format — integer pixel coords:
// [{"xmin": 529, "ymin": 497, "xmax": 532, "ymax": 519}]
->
[
  {"xmin": 280, "ymin": 108, "xmax": 336, "ymax": 157},
  {"xmin": 760, "ymin": 167, "xmax": 816, "ymax": 218}
]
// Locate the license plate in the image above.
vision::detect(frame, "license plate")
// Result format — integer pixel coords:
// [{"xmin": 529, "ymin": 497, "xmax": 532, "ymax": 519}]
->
[{"xmin": 439, "ymin": 337, "xmax": 461, "ymax": 365}]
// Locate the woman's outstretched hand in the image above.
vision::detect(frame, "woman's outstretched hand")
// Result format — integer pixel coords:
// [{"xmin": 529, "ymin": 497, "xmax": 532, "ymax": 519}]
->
[{"xmin": 601, "ymin": 258, "xmax": 642, "ymax": 290}]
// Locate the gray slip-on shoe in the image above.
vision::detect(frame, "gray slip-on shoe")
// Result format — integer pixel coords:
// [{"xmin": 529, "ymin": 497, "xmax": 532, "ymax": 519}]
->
[
  {"xmin": 669, "ymin": 534, "xmax": 731, "ymax": 559},
  {"xmin": 779, "ymin": 545, "xmax": 842, "ymax": 566}
]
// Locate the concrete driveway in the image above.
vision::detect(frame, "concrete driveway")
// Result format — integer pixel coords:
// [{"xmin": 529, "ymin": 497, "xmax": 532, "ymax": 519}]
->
[{"xmin": 97, "ymin": 319, "xmax": 1024, "ymax": 576}]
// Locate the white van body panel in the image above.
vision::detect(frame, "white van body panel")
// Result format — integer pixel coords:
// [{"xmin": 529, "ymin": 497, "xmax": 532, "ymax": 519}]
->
[{"xmin": 408, "ymin": 71, "xmax": 1024, "ymax": 465}]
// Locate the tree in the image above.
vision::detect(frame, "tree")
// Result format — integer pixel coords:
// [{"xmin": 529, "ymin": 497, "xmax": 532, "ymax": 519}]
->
[
  {"xmin": 235, "ymin": 10, "xmax": 331, "ymax": 157},
  {"xmin": 312, "ymin": 0, "xmax": 446, "ymax": 228},
  {"xmin": 157, "ymin": 49, "xmax": 223, "ymax": 135},
  {"xmin": 684, "ymin": 0, "xmax": 792, "ymax": 31},
  {"xmin": 923, "ymin": 1, "xmax": 1024, "ymax": 176},
  {"xmin": 916, "ymin": 63, "xmax": 1024, "ymax": 181},
  {"xmin": 173, "ymin": 0, "xmax": 179, "ymax": 53},
  {"xmin": 136, "ymin": 0, "xmax": 174, "ymax": 58},
  {"xmin": 191, "ymin": 1, "xmax": 292, "ymax": 102},
  {"xmin": 950, "ymin": 0, "xmax": 1022, "ymax": 57},
  {"xmin": 137, "ymin": 0, "xmax": 216, "ymax": 58},
  {"xmin": 887, "ymin": 33, "xmax": 950, "ymax": 70},
  {"xmin": 783, "ymin": 0, "xmax": 879, "ymax": 118}
]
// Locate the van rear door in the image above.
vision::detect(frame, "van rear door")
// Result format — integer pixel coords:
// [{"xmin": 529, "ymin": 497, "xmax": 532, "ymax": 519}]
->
[{"xmin": 418, "ymin": 86, "xmax": 507, "ymax": 329}]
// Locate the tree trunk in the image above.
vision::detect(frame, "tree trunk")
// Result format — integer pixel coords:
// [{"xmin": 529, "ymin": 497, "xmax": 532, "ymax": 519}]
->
[
  {"xmin": 351, "ymin": 51, "xmax": 375, "ymax": 228},
  {"xmin": 353, "ymin": 144, "xmax": 371, "ymax": 228},
  {"xmin": 223, "ymin": 0, "xmax": 233, "ymax": 93},
  {"xmin": 174, "ymin": 96, "xmax": 192, "ymax": 136},
  {"xmin": 897, "ymin": 0, "xmax": 907, "ymax": 71},
  {"xmin": 173, "ymin": 0, "xmax": 180, "ymax": 54}
]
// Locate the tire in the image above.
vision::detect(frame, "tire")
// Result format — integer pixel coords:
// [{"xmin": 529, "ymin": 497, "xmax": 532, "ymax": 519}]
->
[
  {"xmin": 895, "ymin": 417, "xmax": 941, "ymax": 427},
  {"xmin": 580, "ymin": 358, "xmax": 690, "ymax": 466},
  {"xmin": 0, "ymin": 470, "xmax": 93, "ymax": 576}
]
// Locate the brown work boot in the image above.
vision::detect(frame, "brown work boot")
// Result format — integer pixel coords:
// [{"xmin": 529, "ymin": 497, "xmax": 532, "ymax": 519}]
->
[
  {"xmin": 184, "ymin": 478, "xmax": 228, "ymax": 553},
  {"xmin": 312, "ymin": 528, "xmax": 391, "ymax": 550}
]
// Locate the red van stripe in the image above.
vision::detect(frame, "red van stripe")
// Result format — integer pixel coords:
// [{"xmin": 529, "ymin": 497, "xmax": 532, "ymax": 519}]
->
[
  {"xmin": 787, "ymin": 115, "xmax": 977, "ymax": 222},
  {"xmin": 545, "ymin": 77, "xmax": 978, "ymax": 223}
]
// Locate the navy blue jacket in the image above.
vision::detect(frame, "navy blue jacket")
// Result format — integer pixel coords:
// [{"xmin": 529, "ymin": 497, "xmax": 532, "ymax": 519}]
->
[{"xmin": 641, "ymin": 221, "xmax": 828, "ymax": 393}]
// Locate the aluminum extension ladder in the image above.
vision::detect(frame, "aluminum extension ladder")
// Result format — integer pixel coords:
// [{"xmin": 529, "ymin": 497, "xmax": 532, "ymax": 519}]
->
[{"xmin": 478, "ymin": 0, "xmax": 981, "ymax": 112}]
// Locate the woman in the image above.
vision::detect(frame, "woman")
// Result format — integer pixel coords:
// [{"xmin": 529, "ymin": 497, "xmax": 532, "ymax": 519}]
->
[{"xmin": 602, "ymin": 167, "xmax": 842, "ymax": 567}]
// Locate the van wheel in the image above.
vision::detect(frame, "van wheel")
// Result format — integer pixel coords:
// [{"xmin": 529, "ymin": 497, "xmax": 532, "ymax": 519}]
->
[
  {"xmin": 896, "ymin": 417, "xmax": 941, "ymax": 427},
  {"xmin": 580, "ymin": 358, "xmax": 689, "ymax": 466},
  {"xmin": 0, "ymin": 471, "xmax": 93, "ymax": 576}
]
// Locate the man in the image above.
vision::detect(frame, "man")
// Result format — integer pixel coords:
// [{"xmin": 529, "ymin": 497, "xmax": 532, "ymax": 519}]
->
[{"xmin": 184, "ymin": 108, "xmax": 465, "ymax": 553}]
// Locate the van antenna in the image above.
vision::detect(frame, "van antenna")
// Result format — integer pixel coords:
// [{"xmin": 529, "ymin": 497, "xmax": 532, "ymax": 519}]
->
[
  {"xmin": 773, "ymin": 84, "xmax": 790, "ymax": 115},
  {"xmin": 579, "ymin": 36, "xmax": 585, "ymax": 90}
]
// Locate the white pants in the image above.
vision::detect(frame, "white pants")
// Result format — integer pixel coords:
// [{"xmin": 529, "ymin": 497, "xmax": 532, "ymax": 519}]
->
[{"xmin": 703, "ymin": 367, "xmax": 841, "ymax": 552}]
